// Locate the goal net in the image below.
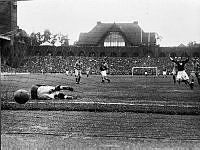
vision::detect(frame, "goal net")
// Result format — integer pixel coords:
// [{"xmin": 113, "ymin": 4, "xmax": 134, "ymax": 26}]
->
[{"xmin": 132, "ymin": 67, "xmax": 158, "ymax": 76}]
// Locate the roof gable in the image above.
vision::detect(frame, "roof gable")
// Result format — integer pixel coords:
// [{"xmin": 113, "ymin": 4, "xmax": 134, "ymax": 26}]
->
[{"xmin": 77, "ymin": 22, "xmax": 149, "ymax": 46}]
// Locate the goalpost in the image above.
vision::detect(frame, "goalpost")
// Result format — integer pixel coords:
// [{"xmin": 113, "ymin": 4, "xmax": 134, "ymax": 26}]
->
[{"xmin": 132, "ymin": 67, "xmax": 158, "ymax": 76}]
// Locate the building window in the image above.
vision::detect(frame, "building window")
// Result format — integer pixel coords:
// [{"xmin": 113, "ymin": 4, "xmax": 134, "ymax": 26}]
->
[{"xmin": 104, "ymin": 32, "xmax": 125, "ymax": 47}]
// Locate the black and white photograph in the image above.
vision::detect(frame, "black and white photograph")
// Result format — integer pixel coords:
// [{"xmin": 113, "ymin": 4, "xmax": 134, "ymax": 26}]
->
[{"xmin": 1, "ymin": 0, "xmax": 200, "ymax": 149}]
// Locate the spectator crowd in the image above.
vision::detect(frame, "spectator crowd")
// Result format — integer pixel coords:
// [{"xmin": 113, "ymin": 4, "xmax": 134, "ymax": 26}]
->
[{"xmin": 1, "ymin": 56, "xmax": 196, "ymax": 75}]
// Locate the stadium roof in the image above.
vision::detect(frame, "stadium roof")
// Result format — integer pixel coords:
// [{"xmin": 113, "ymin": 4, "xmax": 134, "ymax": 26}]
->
[{"xmin": 77, "ymin": 21, "xmax": 155, "ymax": 46}]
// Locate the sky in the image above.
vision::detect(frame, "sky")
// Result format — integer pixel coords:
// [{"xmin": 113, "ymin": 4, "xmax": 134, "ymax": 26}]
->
[{"xmin": 17, "ymin": 0, "xmax": 200, "ymax": 46}]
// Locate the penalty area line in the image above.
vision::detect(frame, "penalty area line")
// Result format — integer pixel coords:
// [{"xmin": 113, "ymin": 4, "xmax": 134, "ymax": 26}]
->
[{"xmin": 5, "ymin": 101, "xmax": 196, "ymax": 108}]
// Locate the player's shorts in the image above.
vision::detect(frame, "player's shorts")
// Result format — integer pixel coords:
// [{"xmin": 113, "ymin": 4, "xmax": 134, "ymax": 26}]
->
[
  {"xmin": 163, "ymin": 71, "xmax": 167, "ymax": 76},
  {"xmin": 190, "ymin": 71, "xmax": 196, "ymax": 78},
  {"xmin": 75, "ymin": 69, "xmax": 82, "ymax": 76},
  {"xmin": 101, "ymin": 70, "xmax": 107, "ymax": 77},
  {"xmin": 31, "ymin": 85, "xmax": 39, "ymax": 99},
  {"xmin": 176, "ymin": 70, "xmax": 189, "ymax": 81}
]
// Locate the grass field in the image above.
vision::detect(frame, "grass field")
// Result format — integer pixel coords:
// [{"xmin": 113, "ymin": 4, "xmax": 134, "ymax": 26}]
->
[
  {"xmin": 1, "ymin": 73, "xmax": 200, "ymax": 103},
  {"xmin": 1, "ymin": 73, "xmax": 200, "ymax": 149}
]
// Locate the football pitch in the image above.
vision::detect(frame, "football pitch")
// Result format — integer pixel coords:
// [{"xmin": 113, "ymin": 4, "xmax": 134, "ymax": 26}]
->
[
  {"xmin": 1, "ymin": 73, "xmax": 200, "ymax": 104},
  {"xmin": 1, "ymin": 73, "xmax": 200, "ymax": 149}
]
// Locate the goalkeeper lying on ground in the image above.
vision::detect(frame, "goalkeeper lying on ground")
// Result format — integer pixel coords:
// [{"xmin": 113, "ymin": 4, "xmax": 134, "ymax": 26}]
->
[{"xmin": 31, "ymin": 84, "xmax": 76, "ymax": 100}]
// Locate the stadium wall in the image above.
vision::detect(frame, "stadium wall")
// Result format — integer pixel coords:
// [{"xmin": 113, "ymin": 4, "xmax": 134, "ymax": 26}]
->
[{"xmin": 27, "ymin": 45, "xmax": 200, "ymax": 58}]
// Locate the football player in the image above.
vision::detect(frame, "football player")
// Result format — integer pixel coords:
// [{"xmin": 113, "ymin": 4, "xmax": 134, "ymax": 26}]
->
[
  {"xmin": 170, "ymin": 56, "xmax": 193, "ymax": 89},
  {"xmin": 191, "ymin": 57, "xmax": 200, "ymax": 85},
  {"xmin": 74, "ymin": 59, "xmax": 83, "ymax": 84},
  {"xmin": 31, "ymin": 84, "xmax": 75, "ymax": 100},
  {"xmin": 100, "ymin": 60, "xmax": 110, "ymax": 83}
]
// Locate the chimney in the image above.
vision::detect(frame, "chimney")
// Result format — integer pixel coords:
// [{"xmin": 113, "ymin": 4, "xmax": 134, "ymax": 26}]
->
[
  {"xmin": 133, "ymin": 21, "xmax": 138, "ymax": 25},
  {"xmin": 97, "ymin": 21, "xmax": 101, "ymax": 25}
]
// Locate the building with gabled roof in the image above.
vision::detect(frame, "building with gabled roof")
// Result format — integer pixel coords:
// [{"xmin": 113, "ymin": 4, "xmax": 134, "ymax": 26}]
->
[{"xmin": 76, "ymin": 21, "xmax": 156, "ymax": 47}]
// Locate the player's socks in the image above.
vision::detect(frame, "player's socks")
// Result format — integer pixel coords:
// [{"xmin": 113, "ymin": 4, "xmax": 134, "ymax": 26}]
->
[
  {"xmin": 189, "ymin": 83, "xmax": 194, "ymax": 90},
  {"xmin": 76, "ymin": 78, "xmax": 79, "ymax": 84},
  {"xmin": 77, "ymin": 76, "xmax": 81, "ymax": 84},
  {"xmin": 183, "ymin": 80, "xmax": 188, "ymax": 85},
  {"xmin": 173, "ymin": 76, "xmax": 176, "ymax": 85},
  {"xmin": 189, "ymin": 80, "xmax": 194, "ymax": 90},
  {"xmin": 106, "ymin": 79, "xmax": 110, "ymax": 83}
]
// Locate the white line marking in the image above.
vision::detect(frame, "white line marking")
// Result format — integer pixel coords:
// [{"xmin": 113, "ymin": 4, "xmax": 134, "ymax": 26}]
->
[{"xmin": 5, "ymin": 101, "xmax": 197, "ymax": 108}]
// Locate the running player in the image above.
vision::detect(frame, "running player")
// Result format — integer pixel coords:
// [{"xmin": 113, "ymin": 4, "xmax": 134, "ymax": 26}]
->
[
  {"xmin": 162, "ymin": 67, "xmax": 167, "ymax": 78},
  {"xmin": 169, "ymin": 56, "xmax": 193, "ymax": 89},
  {"xmin": 66, "ymin": 70, "xmax": 69, "ymax": 75},
  {"xmin": 86, "ymin": 67, "xmax": 91, "ymax": 77},
  {"xmin": 74, "ymin": 59, "xmax": 83, "ymax": 84},
  {"xmin": 31, "ymin": 84, "xmax": 75, "ymax": 100},
  {"xmin": 100, "ymin": 60, "xmax": 110, "ymax": 83},
  {"xmin": 191, "ymin": 57, "xmax": 200, "ymax": 85},
  {"xmin": 65, "ymin": 63, "xmax": 69, "ymax": 75}
]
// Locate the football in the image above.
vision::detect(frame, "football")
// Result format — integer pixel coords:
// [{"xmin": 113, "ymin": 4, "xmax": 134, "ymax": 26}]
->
[{"xmin": 14, "ymin": 89, "xmax": 30, "ymax": 104}]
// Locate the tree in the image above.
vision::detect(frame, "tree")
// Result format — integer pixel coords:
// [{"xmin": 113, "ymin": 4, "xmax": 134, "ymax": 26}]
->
[
  {"xmin": 14, "ymin": 28, "xmax": 30, "ymax": 44},
  {"xmin": 43, "ymin": 29, "xmax": 51, "ymax": 43},
  {"xmin": 187, "ymin": 41, "xmax": 200, "ymax": 47},
  {"xmin": 50, "ymin": 34, "xmax": 58, "ymax": 46},
  {"xmin": 60, "ymin": 34, "xmax": 69, "ymax": 46},
  {"xmin": 30, "ymin": 32, "xmax": 40, "ymax": 46},
  {"xmin": 35, "ymin": 32, "xmax": 43, "ymax": 45}
]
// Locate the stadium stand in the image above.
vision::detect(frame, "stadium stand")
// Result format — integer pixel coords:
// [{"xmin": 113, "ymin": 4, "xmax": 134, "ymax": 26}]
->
[{"xmin": 1, "ymin": 56, "xmax": 195, "ymax": 75}]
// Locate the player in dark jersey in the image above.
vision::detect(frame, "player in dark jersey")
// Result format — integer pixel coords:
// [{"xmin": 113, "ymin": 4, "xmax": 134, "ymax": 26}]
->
[
  {"xmin": 172, "ymin": 62, "xmax": 177, "ymax": 85},
  {"xmin": 170, "ymin": 56, "xmax": 193, "ymax": 89},
  {"xmin": 74, "ymin": 59, "xmax": 83, "ymax": 84},
  {"xmin": 100, "ymin": 60, "xmax": 110, "ymax": 83}
]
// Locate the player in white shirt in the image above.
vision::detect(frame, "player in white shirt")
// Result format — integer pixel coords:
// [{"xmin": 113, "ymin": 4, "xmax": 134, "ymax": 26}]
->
[
  {"xmin": 100, "ymin": 60, "xmax": 110, "ymax": 83},
  {"xmin": 86, "ymin": 67, "xmax": 91, "ymax": 77},
  {"xmin": 31, "ymin": 84, "xmax": 75, "ymax": 100},
  {"xmin": 74, "ymin": 59, "xmax": 83, "ymax": 84}
]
